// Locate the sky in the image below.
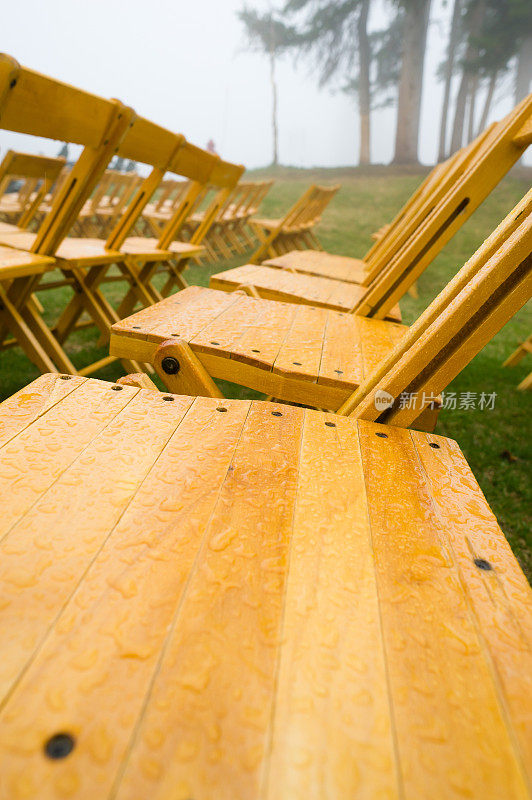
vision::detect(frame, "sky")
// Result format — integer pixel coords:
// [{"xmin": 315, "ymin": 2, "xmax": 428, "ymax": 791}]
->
[{"xmin": 0, "ymin": 0, "xmax": 526, "ymax": 169}]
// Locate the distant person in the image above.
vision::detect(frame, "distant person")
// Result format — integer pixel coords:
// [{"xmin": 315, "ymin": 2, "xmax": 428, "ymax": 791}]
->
[{"xmin": 207, "ymin": 139, "xmax": 217, "ymax": 155}]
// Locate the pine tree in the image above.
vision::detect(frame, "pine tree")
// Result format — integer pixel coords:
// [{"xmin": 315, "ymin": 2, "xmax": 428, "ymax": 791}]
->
[{"xmin": 238, "ymin": 8, "xmax": 296, "ymax": 166}]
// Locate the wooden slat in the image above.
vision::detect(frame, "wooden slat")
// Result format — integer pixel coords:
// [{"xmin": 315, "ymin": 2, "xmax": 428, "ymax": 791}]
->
[
  {"xmin": 264, "ymin": 250, "xmax": 367, "ymax": 283},
  {"xmin": 273, "ymin": 304, "xmax": 328, "ymax": 383},
  {"xmin": 0, "ymin": 387, "xmax": 196, "ymax": 706},
  {"xmin": 211, "ymin": 264, "xmax": 366, "ymax": 312},
  {"xmin": 358, "ymin": 421, "xmax": 530, "ymax": 799},
  {"xmin": 412, "ymin": 432, "xmax": 532, "ymax": 787},
  {"xmin": 356, "ymin": 316, "xmax": 407, "ymax": 377},
  {"xmin": 228, "ymin": 299, "xmax": 298, "ymax": 370},
  {"xmin": 317, "ymin": 312, "xmax": 365, "ymax": 389},
  {"xmin": 0, "ymin": 379, "xmax": 137, "ymax": 545},
  {"xmin": 0, "ymin": 374, "xmax": 85, "ymax": 449},
  {"xmin": 0, "ymin": 396, "xmax": 252, "ymax": 799},
  {"xmin": 264, "ymin": 412, "xmax": 398, "ymax": 799},
  {"xmin": 113, "ymin": 401, "xmax": 304, "ymax": 799},
  {"xmin": 112, "ymin": 286, "xmax": 241, "ymax": 345},
  {"xmin": 190, "ymin": 295, "xmax": 265, "ymax": 360}
]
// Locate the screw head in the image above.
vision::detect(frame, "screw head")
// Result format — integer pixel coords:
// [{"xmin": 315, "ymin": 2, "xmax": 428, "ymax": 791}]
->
[
  {"xmin": 429, "ymin": 442, "xmax": 440, "ymax": 449},
  {"xmin": 44, "ymin": 733, "xmax": 75, "ymax": 760},
  {"xmin": 325, "ymin": 421, "xmax": 336, "ymax": 427},
  {"xmin": 375, "ymin": 432, "xmax": 388, "ymax": 439},
  {"xmin": 111, "ymin": 385, "xmax": 123, "ymax": 391},
  {"xmin": 161, "ymin": 356, "xmax": 180, "ymax": 375},
  {"xmin": 474, "ymin": 558, "xmax": 493, "ymax": 571}
]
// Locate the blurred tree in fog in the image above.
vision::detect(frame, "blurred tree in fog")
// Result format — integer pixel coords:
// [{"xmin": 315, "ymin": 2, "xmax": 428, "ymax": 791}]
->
[
  {"xmin": 443, "ymin": 0, "xmax": 532, "ymax": 157},
  {"xmin": 239, "ymin": 7, "xmax": 296, "ymax": 165},
  {"xmin": 238, "ymin": 0, "xmax": 531, "ymax": 167}
]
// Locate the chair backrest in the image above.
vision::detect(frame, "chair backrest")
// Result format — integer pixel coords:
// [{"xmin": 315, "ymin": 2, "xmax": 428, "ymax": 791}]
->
[
  {"xmin": 245, "ymin": 180, "xmax": 273, "ymax": 215},
  {"xmin": 0, "ymin": 54, "xmax": 136, "ymax": 256},
  {"xmin": 355, "ymin": 94, "xmax": 532, "ymax": 319},
  {"xmin": 157, "ymin": 151, "xmax": 244, "ymax": 250},
  {"xmin": 339, "ymin": 189, "xmax": 532, "ymax": 425},
  {"xmin": 84, "ymin": 169, "xmax": 142, "ymax": 217},
  {"xmin": 104, "ymin": 118, "xmax": 185, "ymax": 249},
  {"xmin": 0, "ymin": 150, "xmax": 66, "ymax": 227},
  {"xmin": 361, "ymin": 144, "xmax": 468, "ymax": 267}
]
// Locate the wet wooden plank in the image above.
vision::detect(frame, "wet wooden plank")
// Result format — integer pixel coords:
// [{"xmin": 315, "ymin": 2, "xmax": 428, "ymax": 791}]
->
[
  {"xmin": 412, "ymin": 431, "xmax": 532, "ymax": 785},
  {"xmin": 264, "ymin": 250, "xmax": 367, "ymax": 284},
  {"xmin": 318, "ymin": 312, "xmax": 365, "ymax": 389},
  {"xmin": 265, "ymin": 412, "xmax": 399, "ymax": 799},
  {"xmin": 211, "ymin": 264, "xmax": 366, "ymax": 312},
  {"xmin": 0, "ymin": 374, "xmax": 86, "ymax": 449},
  {"xmin": 0, "ymin": 396, "xmax": 251, "ymax": 798},
  {"xmin": 113, "ymin": 401, "xmax": 304, "ymax": 800},
  {"xmin": 0, "ymin": 377, "xmax": 529, "ymax": 799},
  {"xmin": 190, "ymin": 295, "xmax": 265, "ymax": 360},
  {"xmin": 358, "ymin": 420, "xmax": 530, "ymax": 800},
  {"xmin": 273, "ymin": 304, "xmax": 328, "ymax": 383}
]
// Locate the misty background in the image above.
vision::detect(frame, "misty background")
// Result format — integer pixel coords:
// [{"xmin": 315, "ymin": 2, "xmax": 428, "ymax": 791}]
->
[{"xmin": 1, "ymin": 0, "xmax": 530, "ymax": 168}]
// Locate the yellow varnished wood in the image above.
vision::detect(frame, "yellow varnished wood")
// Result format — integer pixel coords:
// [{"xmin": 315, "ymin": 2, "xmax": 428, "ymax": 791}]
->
[
  {"xmin": 110, "ymin": 286, "xmax": 409, "ymax": 409},
  {"xmin": 0, "ymin": 376, "xmax": 530, "ymax": 798}
]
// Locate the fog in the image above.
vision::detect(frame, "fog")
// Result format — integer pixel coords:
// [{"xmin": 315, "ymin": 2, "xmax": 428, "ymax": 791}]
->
[{"xmin": 0, "ymin": 0, "xmax": 524, "ymax": 168}]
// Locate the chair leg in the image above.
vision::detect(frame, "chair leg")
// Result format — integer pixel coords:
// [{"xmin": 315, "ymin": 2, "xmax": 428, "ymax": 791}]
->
[
  {"xmin": 153, "ymin": 338, "xmax": 223, "ymax": 398},
  {"xmin": 0, "ymin": 284, "xmax": 61, "ymax": 373}
]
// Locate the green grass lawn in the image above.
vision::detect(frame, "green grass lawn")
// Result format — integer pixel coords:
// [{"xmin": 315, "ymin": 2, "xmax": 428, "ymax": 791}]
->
[{"xmin": 1, "ymin": 168, "xmax": 531, "ymax": 577}]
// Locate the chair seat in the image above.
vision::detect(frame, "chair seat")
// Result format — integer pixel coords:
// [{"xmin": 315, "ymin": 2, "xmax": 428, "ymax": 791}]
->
[
  {"xmin": 263, "ymin": 249, "xmax": 368, "ymax": 284},
  {"xmin": 121, "ymin": 237, "xmax": 204, "ymax": 259},
  {"xmin": 0, "ymin": 245, "xmax": 55, "ymax": 280},
  {"xmin": 0, "ymin": 373, "xmax": 529, "ymax": 800},
  {"xmin": 252, "ymin": 216, "xmax": 282, "ymax": 230},
  {"xmin": 209, "ymin": 263, "xmax": 402, "ymax": 323},
  {"xmin": 0, "ymin": 232, "xmax": 122, "ymax": 267},
  {"xmin": 111, "ymin": 285, "xmax": 407, "ymax": 409},
  {"xmin": 0, "ymin": 221, "xmax": 23, "ymax": 235}
]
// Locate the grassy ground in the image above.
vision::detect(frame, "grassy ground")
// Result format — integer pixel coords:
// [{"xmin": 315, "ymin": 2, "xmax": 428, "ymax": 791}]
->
[{"xmin": 1, "ymin": 168, "xmax": 531, "ymax": 577}]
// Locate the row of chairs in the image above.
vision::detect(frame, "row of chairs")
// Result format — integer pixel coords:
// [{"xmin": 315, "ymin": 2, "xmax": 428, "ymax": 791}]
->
[
  {"xmin": 107, "ymin": 95, "xmax": 532, "ymax": 432},
  {"xmin": 0, "ymin": 55, "xmax": 530, "ymax": 799},
  {"xmin": 0, "ymin": 155, "xmax": 277, "ymax": 264},
  {"xmin": 0, "ymin": 53, "xmax": 252, "ymax": 378}
]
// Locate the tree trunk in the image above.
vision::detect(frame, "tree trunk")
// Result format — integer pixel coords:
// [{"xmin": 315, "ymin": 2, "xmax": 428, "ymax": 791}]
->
[
  {"xmin": 466, "ymin": 72, "xmax": 479, "ymax": 142},
  {"xmin": 477, "ymin": 70, "xmax": 497, "ymax": 135},
  {"xmin": 357, "ymin": 0, "xmax": 371, "ymax": 165},
  {"xmin": 514, "ymin": 35, "xmax": 532, "ymax": 104},
  {"xmin": 437, "ymin": 0, "xmax": 462, "ymax": 161},
  {"xmin": 269, "ymin": 50, "xmax": 279, "ymax": 166},
  {"xmin": 449, "ymin": 0, "xmax": 485, "ymax": 153},
  {"xmin": 393, "ymin": 0, "xmax": 432, "ymax": 165},
  {"xmin": 450, "ymin": 71, "xmax": 468, "ymax": 152}
]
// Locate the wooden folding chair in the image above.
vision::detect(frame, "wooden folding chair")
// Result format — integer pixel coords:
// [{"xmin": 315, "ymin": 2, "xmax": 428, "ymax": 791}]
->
[
  {"xmin": 22, "ymin": 120, "xmax": 191, "ymax": 373},
  {"xmin": 0, "ymin": 53, "xmax": 136, "ymax": 376},
  {"xmin": 137, "ymin": 178, "xmax": 191, "ymax": 237},
  {"xmin": 115, "ymin": 157, "xmax": 245, "ymax": 314},
  {"xmin": 248, "ymin": 183, "xmax": 340, "ymax": 263},
  {"xmin": 0, "ymin": 371, "xmax": 530, "ymax": 799},
  {"xmin": 39, "ymin": 144, "xmax": 242, "ymax": 370},
  {"xmin": 237, "ymin": 179, "xmax": 274, "ymax": 250},
  {"xmin": 209, "ymin": 98, "xmax": 532, "ymax": 323},
  {"xmin": 110, "ymin": 190, "xmax": 532, "ymax": 431},
  {"xmin": 73, "ymin": 169, "xmax": 142, "ymax": 238},
  {"xmin": 259, "ymin": 99, "xmax": 531, "ymax": 291},
  {"xmin": 202, "ymin": 180, "xmax": 259, "ymax": 260},
  {"xmin": 503, "ymin": 333, "xmax": 532, "ymax": 391},
  {"xmin": 0, "ymin": 150, "xmax": 66, "ymax": 228}
]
